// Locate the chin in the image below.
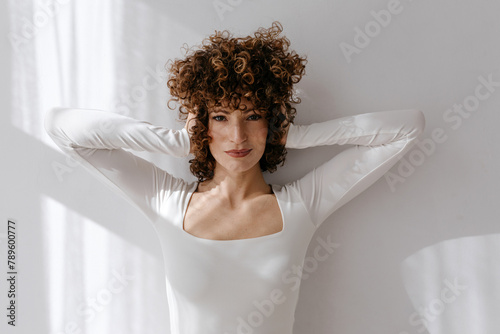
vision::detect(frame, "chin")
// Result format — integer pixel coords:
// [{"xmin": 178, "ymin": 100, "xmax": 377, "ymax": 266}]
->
[{"xmin": 217, "ymin": 157, "xmax": 261, "ymax": 173}]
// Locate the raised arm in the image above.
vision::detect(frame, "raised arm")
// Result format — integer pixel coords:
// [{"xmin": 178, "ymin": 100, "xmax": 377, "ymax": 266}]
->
[
  {"xmin": 285, "ymin": 109, "xmax": 425, "ymax": 228},
  {"xmin": 44, "ymin": 107, "xmax": 191, "ymax": 222}
]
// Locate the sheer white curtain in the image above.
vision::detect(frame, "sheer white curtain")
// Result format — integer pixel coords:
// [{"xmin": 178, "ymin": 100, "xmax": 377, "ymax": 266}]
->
[{"xmin": 8, "ymin": 0, "xmax": 199, "ymax": 333}]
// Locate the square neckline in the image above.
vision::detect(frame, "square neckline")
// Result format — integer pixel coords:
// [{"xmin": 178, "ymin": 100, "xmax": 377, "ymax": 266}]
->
[{"xmin": 181, "ymin": 182, "xmax": 286, "ymax": 242}]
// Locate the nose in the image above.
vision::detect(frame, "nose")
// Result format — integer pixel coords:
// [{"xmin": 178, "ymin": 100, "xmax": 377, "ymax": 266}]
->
[{"xmin": 229, "ymin": 119, "xmax": 248, "ymax": 144}]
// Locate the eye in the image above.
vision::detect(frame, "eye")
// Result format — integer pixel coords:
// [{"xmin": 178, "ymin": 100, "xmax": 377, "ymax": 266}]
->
[
  {"xmin": 212, "ymin": 115, "xmax": 226, "ymax": 121},
  {"xmin": 248, "ymin": 114, "xmax": 261, "ymax": 120}
]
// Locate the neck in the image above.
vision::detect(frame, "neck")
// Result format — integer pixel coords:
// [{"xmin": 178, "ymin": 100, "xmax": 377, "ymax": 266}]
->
[{"xmin": 199, "ymin": 163, "xmax": 272, "ymax": 207}]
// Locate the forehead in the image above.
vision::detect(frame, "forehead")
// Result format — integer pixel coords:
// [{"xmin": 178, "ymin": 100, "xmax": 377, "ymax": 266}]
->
[{"xmin": 209, "ymin": 97, "xmax": 257, "ymax": 113}]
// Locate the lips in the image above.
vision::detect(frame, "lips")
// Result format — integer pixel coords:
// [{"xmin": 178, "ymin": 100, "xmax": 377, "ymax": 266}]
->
[
  {"xmin": 225, "ymin": 149, "xmax": 252, "ymax": 154},
  {"xmin": 225, "ymin": 149, "xmax": 252, "ymax": 157}
]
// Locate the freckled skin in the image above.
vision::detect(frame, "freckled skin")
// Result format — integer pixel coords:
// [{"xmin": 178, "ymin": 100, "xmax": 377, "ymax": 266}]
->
[
  {"xmin": 184, "ymin": 99, "xmax": 289, "ymax": 158},
  {"xmin": 206, "ymin": 98, "xmax": 269, "ymax": 176},
  {"xmin": 183, "ymin": 96, "xmax": 290, "ymax": 206}
]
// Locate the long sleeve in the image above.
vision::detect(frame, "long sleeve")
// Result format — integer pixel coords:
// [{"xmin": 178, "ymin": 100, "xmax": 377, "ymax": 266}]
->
[
  {"xmin": 44, "ymin": 107, "xmax": 191, "ymax": 222},
  {"xmin": 285, "ymin": 109, "xmax": 425, "ymax": 228}
]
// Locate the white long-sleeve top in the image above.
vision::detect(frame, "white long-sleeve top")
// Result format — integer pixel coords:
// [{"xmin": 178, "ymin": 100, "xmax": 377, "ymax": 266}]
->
[{"xmin": 44, "ymin": 107, "xmax": 425, "ymax": 334}]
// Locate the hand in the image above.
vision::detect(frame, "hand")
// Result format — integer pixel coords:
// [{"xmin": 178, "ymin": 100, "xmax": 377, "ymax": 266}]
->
[
  {"xmin": 278, "ymin": 105, "xmax": 290, "ymax": 146},
  {"xmin": 281, "ymin": 117, "xmax": 292, "ymax": 146},
  {"xmin": 184, "ymin": 111, "xmax": 197, "ymax": 154}
]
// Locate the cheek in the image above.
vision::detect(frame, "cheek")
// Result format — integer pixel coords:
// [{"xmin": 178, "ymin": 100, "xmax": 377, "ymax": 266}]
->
[
  {"xmin": 256, "ymin": 125, "xmax": 268, "ymax": 141},
  {"xmin": 258, "ymin": 128, "xmax": 268, "ymax": 141},
  {"xmin": 207, "ymin": 129, "xmax": 222, "ymax": 145},
  {"xmin": 207, "ymin": 122, "xmax": 225, "ymax": 138},
  {"xmin": 206, "ymin": 128, "xmax": 224, "ymax": 154}
]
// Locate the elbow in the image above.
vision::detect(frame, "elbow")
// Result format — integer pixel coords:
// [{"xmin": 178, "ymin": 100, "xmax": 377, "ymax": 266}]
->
[
  {"xmin": 407, "ymin": 109, "xmax": 426, "ymax": 139},
  {"xmin": 415, "ymin": 109, "xmax": 426, "ymax": 137},
  {"xmin": 44, "ymin": 107, "xmax": 69, "ymax": 136}
]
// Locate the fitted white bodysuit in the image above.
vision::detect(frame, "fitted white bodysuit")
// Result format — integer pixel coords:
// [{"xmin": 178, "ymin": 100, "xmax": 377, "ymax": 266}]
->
[{"xmin": 44, "ymin": 107, "xmax": 425, "ymax": 334}]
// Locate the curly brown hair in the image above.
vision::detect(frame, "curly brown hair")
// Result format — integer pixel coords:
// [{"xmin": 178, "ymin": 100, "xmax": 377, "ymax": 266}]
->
[{"xmin": 165, "ymin": 21, "xmax": 307, "ymax": 182}]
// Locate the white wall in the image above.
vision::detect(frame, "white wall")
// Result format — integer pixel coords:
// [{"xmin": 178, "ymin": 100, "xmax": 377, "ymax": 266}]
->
[{"xmin": 2, "ymin": 0, "xmax": 500, "ymax": 333}]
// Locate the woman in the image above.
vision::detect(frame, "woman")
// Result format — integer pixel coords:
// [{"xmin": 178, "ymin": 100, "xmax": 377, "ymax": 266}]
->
[{"xmin": 45, "ymin": 22, "xmax": 425, "ymax": 334}]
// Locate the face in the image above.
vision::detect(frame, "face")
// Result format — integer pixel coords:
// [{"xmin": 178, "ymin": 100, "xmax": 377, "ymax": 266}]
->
[{"xmin": 207, "ymin": 97, "xmax": 269, "ymax": 175}]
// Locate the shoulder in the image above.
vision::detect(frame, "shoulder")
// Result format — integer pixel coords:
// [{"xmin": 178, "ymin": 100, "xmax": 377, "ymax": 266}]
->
[
  {"xmin": 161, "ymin": 172, "xmax": 196, "ymax": 199},
  {"xmin": 269, "ymin": 182, "xmax": 299, "ymax": 202}
]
